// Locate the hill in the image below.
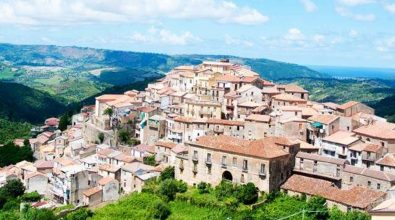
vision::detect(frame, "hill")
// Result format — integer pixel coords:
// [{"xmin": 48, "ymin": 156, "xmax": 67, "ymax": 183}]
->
[
  {"xmin": 0, "ymin": 43, "xmax": 325, "ymax": 103},
  {"xmin": 0, "ymin": 82, "xmax": 66, "ymax": 124}
]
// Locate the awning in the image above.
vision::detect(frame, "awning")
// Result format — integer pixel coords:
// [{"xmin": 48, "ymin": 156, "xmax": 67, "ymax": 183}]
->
[{"xmin": 311, "ymin": 122, "xmax": 323, "ymax": 129}]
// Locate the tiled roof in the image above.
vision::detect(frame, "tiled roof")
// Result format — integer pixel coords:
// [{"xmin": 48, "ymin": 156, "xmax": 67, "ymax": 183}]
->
[
  {"xmin": 191, "ymin": 135, "xmax": 295, "ymax": 159},
  {"xmin": 272, "ymin": 93, "xmax": 306, "ymax": 102},
  {"xmin": 376, "ymin": 154, "xmax": 395, "ymax": 168},
  {"xmin": 353, "ymin": 121, "xmax": 395, "ymax": 140},
  {"xmin": 295, "ymin": 140, "xmax": 319, "ymax": 150},
  {"xmin": 370, "ymin": 198, "xmax": 395, "ymax": 213},
  {"xmin": 215, "ymin": 74, "xmax": 242, "ymax": 83},
  {"xmin": 99, "ymin": 164, "xmax": 120, "ymax": 173},
  {"xmin": 308, "ymin": 114, "xmax": 339, "ymax": 125},
  {"xmin": 278, "ymin": 84, "xmax": 308, "ymax": 93},
  {"xmin": 296, "ymin": 152, "xmax": 347, "ymax": 165},
  {"xmin": 261, "ymin": 87, "xmax": 280, "ymax": 94},
  {"xmin": 134, "ymin": 144, "xmax": 156, "ymax": 154},
  {"xmin": 83, "ymin": 186, "xmax": 102, "ymax": 197},
  {"xmin": 245, "ymin": 114, "xmax": 271, "ymax": 123},
  {"xmin": 155, "ymin": 141, "xmax": 177, "ymax": 149},
  {"xmin": 121, "ymin": 162, "xmax": 154, "ymax": 173},
  {"xmin": 281, "ymin": 175, "xmax": 385, "ymax": 209},
  {"xmin": 337, "ymin": 101, "xmax": 360, "ymax": 110},
  {"xmin": 171, "ymin": 144, "xmax": 188, "ymax": 154},
  {"xmin": 207, "ymin": 118, "xmax": 245, "ymax": 126},
  {"xmin": 174, "ymin": 116, "xmax": 206, "ymax": 124},
  {"xmin": 98, "ymin": 176, "xmax": 115, "ymax": 186},
  {"xmin": 344, "ymin": 165, "xmax": 395, "ymax": 182},
  {"xmin": 322, "ymin": 131, "xmax": 359, "ymax": 146}
]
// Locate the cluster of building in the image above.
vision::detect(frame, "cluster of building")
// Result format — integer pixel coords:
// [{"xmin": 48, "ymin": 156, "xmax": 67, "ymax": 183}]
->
[{"xmin": 2, "ymin": 60, "xmax": 395, "ymax": 217}]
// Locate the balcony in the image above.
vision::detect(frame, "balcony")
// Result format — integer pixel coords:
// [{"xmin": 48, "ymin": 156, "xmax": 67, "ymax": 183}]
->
[
  {"xmin": 193, "ymin": 167, "xmax": 198, "ymax": 174},
  {"xmin": 179, "ymin": 161, "xmax": 184, "ymax": 170},
  {"xmin": 176, "ymin": 154, "xmax": 188, "ymax": 160},
  {"xmin": 213, "ymin": 127, "xmax": 224, "ymax": 133},
  {"xmin": 259, "ymin": 171, "xmax": 266, "ymax": 178},
  {"xmin": 242, "ymin": 167, "xmax": 248, "ymax": 173},
  {"xmin": 221, "ymin": 163, "xmax": 227, "ymax": 169},
  {"xmin": 205, "ymin": 159, "xmax": 212, "ymax": 166}
]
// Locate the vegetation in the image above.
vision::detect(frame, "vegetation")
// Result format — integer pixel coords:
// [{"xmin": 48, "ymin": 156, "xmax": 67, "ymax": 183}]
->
[
  {"xmin": 0, "ymin": 141, "xmax": 34, "ymax": 167},
  {"xmin": 0, "ymin": 118, "xmax": 31, "ymax": 144},
  {"xmin": 59, "ymin": 112, "xmax": 72, "ymax": 131},
  {"xmin": 143, "ymin": 155, "xmax": 157, "ymax": 166}
]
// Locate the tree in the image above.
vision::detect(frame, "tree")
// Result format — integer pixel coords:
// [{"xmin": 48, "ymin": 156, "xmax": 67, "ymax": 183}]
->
[
  {"xmin": 98, "ymin": 133, "xmax": 105, "ymax": 144},
  {"xmin": 23, "ymin": 139, "xmax": 30, "ymax": 147},
  {"xmin": 58, "ymin": 114, "xmax": 70, "ymax": 131},
  {"xmin": 197, "ymin": 182, "xmax": 211, "ymax": 194},
  {"xmin": 158, "ymin": 179, "xmax": 187, "ymax": 201},
  {"xmin": 307, "ymin": 196, "xmax": 329, "ymax": 220},
  {"xmin": 159, "ymin": 166, "xmax": 175, "ymax": 181},
  {"xmin": 0, "ymin": 142, "xmax": 34, "ymax": 166},
  {"xmin": 214, "ymin": 180, "xmax": 235, "ymax": 200},
  {"xmin": 103, "ymin": 108, "xmax": 113, "ymax": 118},
  {"xmin": 65, "ymin": 208, "xmax": 93, "ymax": 220},
  {"xmin": 21, "ymin": 191, "xmax": 42, "ymax": 202},
  {"xmin": 236, "ymin": 183, "xmax": 259, "ymax": 205},
  {"xmin": 0, "ymin": 179, "xmax": 25, "ymax": 198},
  {"xmin": 151, "ymin": 200, "xmax": 171, "ymax": 220},
  {"xmin": 23, "ymin": 207, "xmax": 56, "ymax": 220},
  {"xmin": 143, "ymin": 155, "xmax": 157, "ymax": 166},
  {"xmin": 118, "ymin": 129, "xmax": 131, "ymax": 144}
]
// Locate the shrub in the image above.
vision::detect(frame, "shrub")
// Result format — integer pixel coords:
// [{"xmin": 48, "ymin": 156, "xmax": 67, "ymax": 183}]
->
[
  {"xmin": 21, "ymin": 191, "xmax": 42, "ymax": 202},
  {"xmin": 143, "ymin": 155, "xmax": 157, "ymax": 166},
  {"xmin": 307, "ymin": 196, "xmax": 329, "ymax": 219},
  {"xmin": 159, "ymin": 166, "xmax": 175, "ymax": 181},
  {"xmin": 0, "ymin": 179, "xmax": 25, "ymax": 198},
  {"xmin": 151, "ymin": 200, "xmax": 171, "ymax": 220},
  {"xmin": 197, "ymin": 182, "xmax": 211, "ymax": 194},
  {"xmin": 236, "ymin": 183, "xmax": 258, "ymax": 205},
  {"xmin": 2, "ymin": 199, "xmax": 19, "ymax": 211},
  {"xmin": 65, "ymin": 208, "xmax": 93, "ymax": 220},
  {"xmin": 159, "ymin": 179, "xmax": 187, "ymax": 201},
  {"xmin": 214, "ymin": 180, "xmax": 235, "ymax": 200}
]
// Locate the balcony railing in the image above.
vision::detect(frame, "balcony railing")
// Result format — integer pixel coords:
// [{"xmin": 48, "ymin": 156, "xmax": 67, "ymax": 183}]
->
[
  {"xmin": 205, "ymin": 159, "xmax": 212, "ymax": 166},
  {"xmin": 192, "ymin": 155, "xmax": 199, "ymax": 163},
  {"xmin": 362, "ymin": 154, "xmax": 376, "ymax": 161}
]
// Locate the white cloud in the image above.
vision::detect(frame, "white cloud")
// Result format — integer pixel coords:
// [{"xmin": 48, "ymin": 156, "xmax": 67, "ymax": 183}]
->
[
  {"xmin": 224, "ymin": 34, "xmax": 254, "ymax": 47},
  {"xmin": 129, "ymin": 28, "xmax": 201, "ymax": 46},
  {"xmin": 0, "ymin": 0, "xmax": 269, "ymax": 26},
  {"xmin": 335, "ymin": 6, "xmax": 375, "ymax": 21},
  {"xmin": 376, "ymin": 36, "xmax": 395, "ymax": 52},
  {"xmin": 300, "ymin": 0, "xmax": 317, "ymax": 12},
  {"xmin": 337, "ymin": 0, "xmax": 375, "ymax": 6},
  {"xmin": 385, "ymin": 3, "xmax": 395, "ymax": 13},
  {"xmin": 284, "ymin": 28, "xmax": 305, "ymax": 41},
  {"xmin": 313, "ymin": 34, "xmax": 325, "ymax": 44},
  {"xmin": 349, "ymin": 29, "xmax": 359, "ymax": 37}
]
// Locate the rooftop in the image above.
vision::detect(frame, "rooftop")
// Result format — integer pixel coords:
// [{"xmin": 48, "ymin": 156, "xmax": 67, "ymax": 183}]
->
[{"xmin": 353, "ymin": 121, "xmax": 395, "ymax": 140}]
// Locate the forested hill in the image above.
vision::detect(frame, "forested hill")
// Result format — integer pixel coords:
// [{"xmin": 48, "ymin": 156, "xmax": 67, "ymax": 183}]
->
[
  {"xmin": 0, "ymin": 82, "xmax": 65, "ymax": 124},
  {"xmin": 0, "ymin": 43, "xmax": 325, "ymax": 81}
]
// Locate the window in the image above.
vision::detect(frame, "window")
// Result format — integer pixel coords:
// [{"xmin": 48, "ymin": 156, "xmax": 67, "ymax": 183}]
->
[
  {"xmin": 243, "ymin": 160, "xmax": 248, "ymax": 171},
  {"xmin": 350, "ymin": 176, "xmax": 353, "ymax": 182},
  {"xmin": 377, "ymin": 183, "xmax": 381, "ymax": 190},
  {"xmin": 381, "ymin": 142, "xmax": 385, "ymax": 147},
  {"xmin": 233, "ymin": 157, "xmax": 237, "ymax": 166},
  {"xmin": 222, "ymin": 156, "xmax": 227, "ymax": 166},
  {"xmin": 380, "ymin": 165, "xmax": 384, "ymax": 171},
  {"xmin": 260, "ymin": 164, "xmax": 266, "ymax": 174},
  {"xmin": 207, "ymin": 153, "xmax": 212, "ymax": 162},
  {"xmin": 368, "ymin": 181, "xmax": 371, "ymax": 187}
]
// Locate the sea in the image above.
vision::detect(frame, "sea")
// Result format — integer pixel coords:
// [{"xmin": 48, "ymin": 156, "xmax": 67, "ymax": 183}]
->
[{"xmin": 309, "ymin": 66, "xmax": 395, "ymax": 80}]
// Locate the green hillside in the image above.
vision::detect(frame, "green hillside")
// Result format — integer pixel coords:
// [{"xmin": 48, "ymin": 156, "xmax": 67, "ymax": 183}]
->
[{"xmin": 0, "ymin": 82, "xmax": 65, "ymax": 124}]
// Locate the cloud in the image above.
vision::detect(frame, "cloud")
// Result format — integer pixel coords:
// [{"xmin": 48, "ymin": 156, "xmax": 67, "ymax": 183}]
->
[
  {"xmin": 0, "ymin": 0, "xmax": 268, "ymax": 26},
  {"xmin": 337, "ymin": 0, "xmax": 375, "ymax": 6},
  {"xmin": 335, "ymin": 6, "xmax": 375, "ymax": 21},
  {"xmin": 224, "ymin": 35, "xmax": 254, "ymax": 47},
  {"xmin": 284, "ymin": 28, "xmax": 305, "ymax": 41},
  {"xmin": 376, "ymin": 36, "xmax": 395, "ymax": 52},
  {"xmin": 385, "ymin": 3, "xmax": 395, "ymax": 13},
  {"xmin": 349, "ymin": 29, "xmax": 359, "ymax": 37},
  {"xmin": 129, "ymin": 28, "xmax": 201, "ymax": 46},
  {"xmin": 300, "ymin": 0, "xmax": 317, "ymax": 12}
]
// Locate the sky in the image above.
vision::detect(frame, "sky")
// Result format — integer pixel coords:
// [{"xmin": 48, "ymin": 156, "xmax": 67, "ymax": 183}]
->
[{"xmin": 0, "ymin": 0, "xmax": 395, "ymax": 68}]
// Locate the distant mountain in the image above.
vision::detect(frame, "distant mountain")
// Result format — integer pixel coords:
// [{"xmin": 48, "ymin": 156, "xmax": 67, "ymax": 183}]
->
[
  {"xmin": 0, "ymin": 43, "xmax": 326, "ymax": 105},
  {"xmin": 0, "ymin": 81, "xmax": 66, "ymax": 124},
  {"xmin": 309, "ymin": 65, "xmax": 395, "ymax": 80}
]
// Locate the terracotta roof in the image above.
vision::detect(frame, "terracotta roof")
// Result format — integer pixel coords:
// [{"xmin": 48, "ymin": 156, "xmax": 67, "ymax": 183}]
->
[
  {"xmin": 241, "ymin": 76, "xmax": 260, "ymax": 83},
  {"xmin": 308, "ymin": 114, "xmax": 339, "ymax": 125},
  {"xmin": 376, "ymin": 154, "xmax": 395, "ymax": 168},
  {"xmin": 99, "ymin": 164, "xmax": 120, "ymax": 173},
  {"xmin": 353, "ymin": 121, "xmax": 395, "ymax": 140},
  {"xmin": 322, "ymin": 131, "xmax": 359, "ymax": 146},
  {"xmin": 155, "ymin": 141, "xmax": 177, "ymax": 149},
  {"xmin": 281, "ymin": 175, "xmax": 385, "ymax": 209},
  {"xmin": 296, "ymin": 152, "xmax": 347, "ymax": 165},
  {"xmin": 245, "ymin": 114, "xmax": 271, "ymax": 123},
  {"xmin": 215, "ymin": 74, "xmax": 242, "ymax": 83},
  {"xmin": 261, "ymin": 87, "xmax": 280, "ymax": 94},
  {"xmin": 122, "ymin": 162, "xmax": 154, "ymax": 173},
  {"xmin": 34, "ymin": 160, "xmax": 54, "ymax": 169},
  {"xmin": 337, "ymin": 101, "xmax": 360, "ymax": 110},
  {"xmin": 236, "ymin": 84, "xmax": 256, "ymax": 93},
  {"xmin": 272, "ymin": 93, "xmax": 307, "ymax": 102},
  {"xmin": 279, "ymin": 106, "xmax": 302, "ymax": 111},
  {"xmin": 323, "ymin": 102, "xmax": 340, "ymax": 110},
  {"xmin": 25, "ymin": 172, "xmax": 47, "ymax": 180},
  {"xmin": 301, "ymin": 107, "xmax": 319, "ymax": 117},
  {"xmin": 174, "ymin": 116, "xmax": 206, "ymax": 124},
  {"xmin": 278, "ymin": 84, "xmax": 308, "ymax": 93},
  {"xmin": 191, "ymin": 135, "xmax": 294, "ymax": 159},
  {"xmin": 237, "ymin": 101, "xmax": 262, "ymax": 108},
  {"xmin": 207, "ymin": 118, "xmax": 245, "ymax": 126},
  {"xmin": 137, "ymin": 106, "xmax": 157, "ymax": 113},
  {"xmin": 134, "ymin": 144, "xmax": 156, "ymax": 154},
  {"xmin": 344, "ymin": 165, "xmax": 395, "ymax": 182},
  {"xmin": 98, "ymin": 176, "xmax": 115, "ymax": 186},
  {"xmin": 114, "ymin": 153, "xmax": 139, "ymax": 163},
  {"xmin": 83, "ymin": 186, "xmax": 102, "ymax": 197},
  {"xmin": 171, "ymin": 144, "xmax": 188, "ymax": 154},
  {"xmin": 295, "ymin": 140, "xmax": 319, "ymax": 150}
]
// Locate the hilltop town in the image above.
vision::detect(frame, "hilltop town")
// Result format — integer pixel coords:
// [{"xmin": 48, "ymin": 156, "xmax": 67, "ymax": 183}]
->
[{"xmin": 2, "ymin": 60, "xmax": 395, "ymax": 217}]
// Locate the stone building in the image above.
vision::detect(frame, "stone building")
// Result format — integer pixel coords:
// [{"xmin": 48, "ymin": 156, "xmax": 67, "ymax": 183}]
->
[
  {"xmin": 342, "ymin": 165, "xmax": 395, "ymax": 192},
  {"xmin": 175, "ymin": 135, "xmax": 299, "ymax": 192}
]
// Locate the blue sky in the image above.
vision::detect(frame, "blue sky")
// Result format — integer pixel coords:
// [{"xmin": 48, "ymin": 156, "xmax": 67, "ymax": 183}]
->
[{"xmin": 0, "ymin": 0, "xmax": 394, "ymax": 68}]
